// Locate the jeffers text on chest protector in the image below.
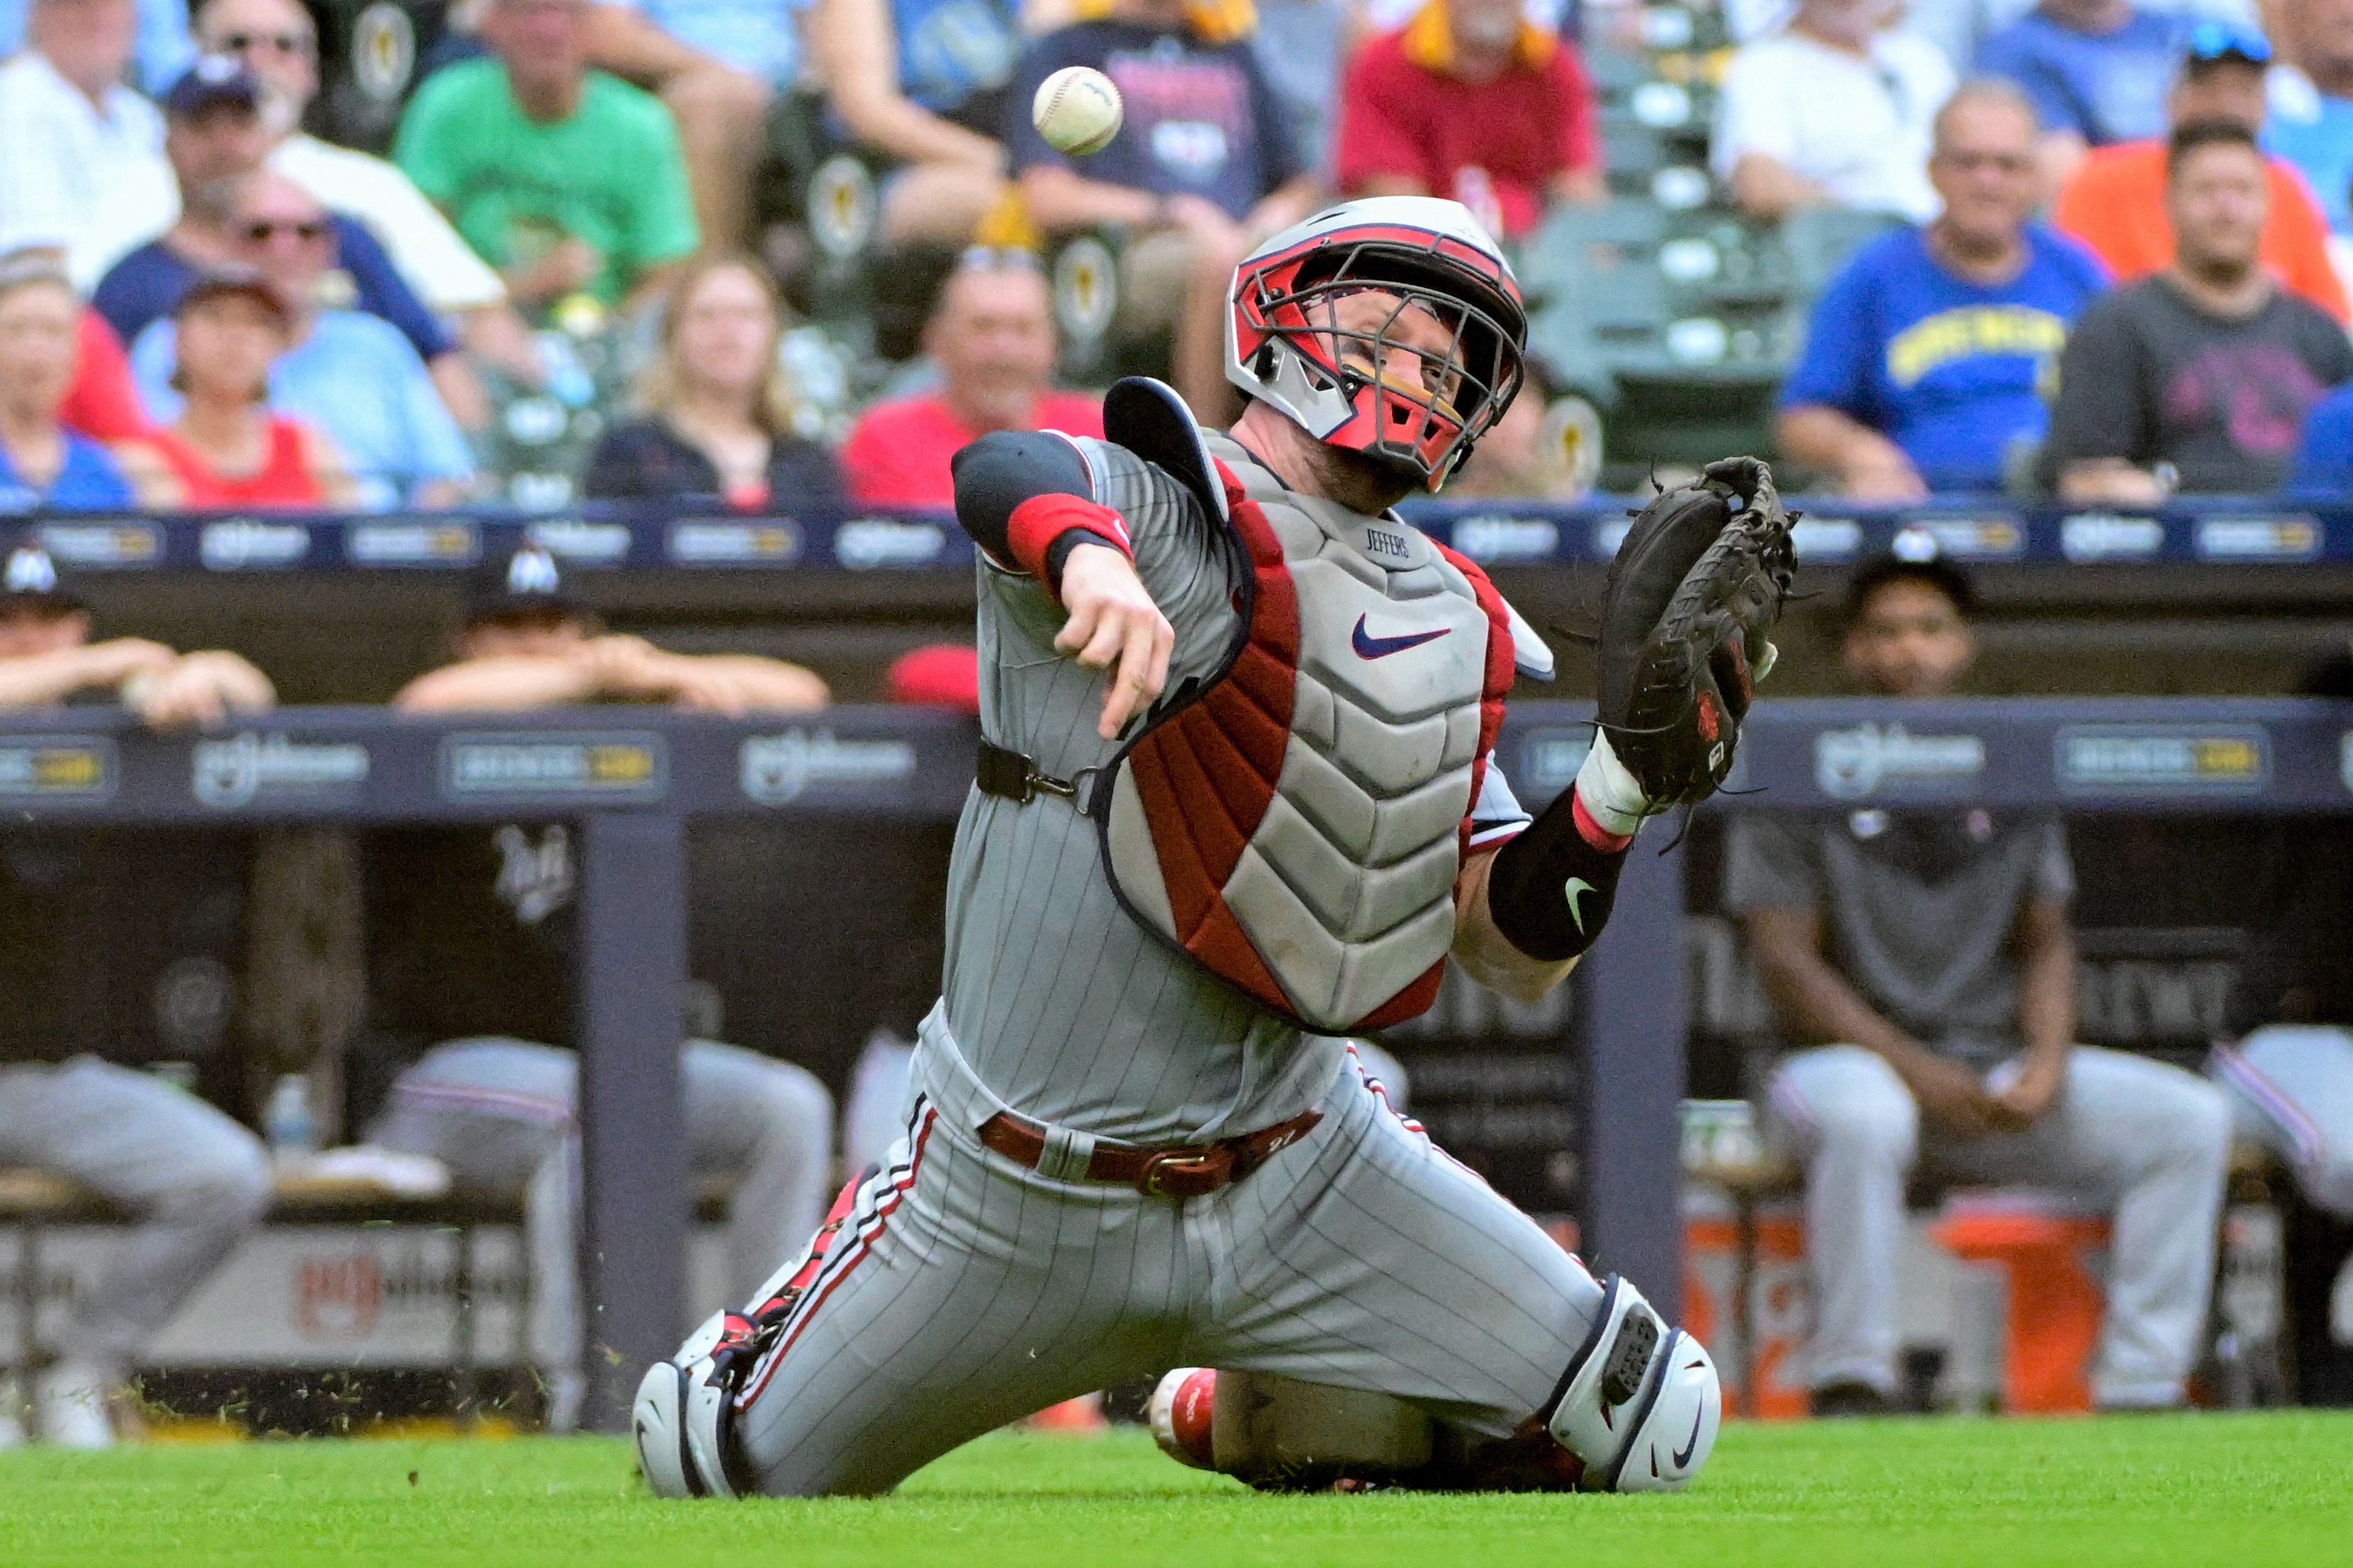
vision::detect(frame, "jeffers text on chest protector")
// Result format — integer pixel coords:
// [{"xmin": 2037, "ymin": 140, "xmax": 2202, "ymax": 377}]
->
[{"xmin": 1088, "ymin": 424, "xmax": 1532, "ymax": 1034}]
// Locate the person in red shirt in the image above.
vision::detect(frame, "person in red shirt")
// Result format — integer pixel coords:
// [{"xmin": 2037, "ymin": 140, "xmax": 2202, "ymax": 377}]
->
[
  {"xmin": 1334, "ymin": 0, "xmax": 1601, "ymax": 239},
  {"xmin": 840, "ymin": 251, "xmax": 1103, "ymax": 509},
  {"xmin": 59, "ymin": 308, "xmax": 149, "ymax": 440}
]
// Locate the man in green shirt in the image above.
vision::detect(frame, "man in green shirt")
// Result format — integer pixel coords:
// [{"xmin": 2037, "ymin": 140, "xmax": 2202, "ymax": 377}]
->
[{"xmin": 394, "ymin": 0, "xmax": 700, "ymax": 311}]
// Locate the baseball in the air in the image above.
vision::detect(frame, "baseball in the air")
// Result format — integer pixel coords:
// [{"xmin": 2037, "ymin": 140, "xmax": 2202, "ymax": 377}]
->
[{"xmin": 1032, "ymin": 66, "xmax": 1123, "ymax": 156}]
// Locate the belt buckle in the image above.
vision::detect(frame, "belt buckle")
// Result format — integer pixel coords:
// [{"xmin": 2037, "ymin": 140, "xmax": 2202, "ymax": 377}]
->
[{"xmin": 1136, "ymin": 1149, "xmax": 1223, "ymax": 1198}]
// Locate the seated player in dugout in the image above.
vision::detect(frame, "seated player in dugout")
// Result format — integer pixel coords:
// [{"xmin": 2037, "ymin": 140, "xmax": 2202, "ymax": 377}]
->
[
  {"xmin": 393, "ymin": 542, "xmax": 827, "ymax": 715},
  {"xmin": 368, "ymin": 542, "xmax": 836, "ymax": 1433},
  {"xmin": 634, "ymin": 196, "xmax": 1796, "ymax": 1499},
  {"xmin": 0, "ymin": 540, "xmax": 275, "ymax": 1448},
  {"xmin": 0, "ymin": 538, "xmax": 275, "ymax": 726},
  {"xmin": 1728, "ymin": 556, "xmax": 2231, "ymax": 1417}
]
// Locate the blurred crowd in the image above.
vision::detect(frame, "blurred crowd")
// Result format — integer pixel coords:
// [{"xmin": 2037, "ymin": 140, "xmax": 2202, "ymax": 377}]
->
[{"xmin": 0, "ymin": 0, "xmax": 2351, "ymax": 512}]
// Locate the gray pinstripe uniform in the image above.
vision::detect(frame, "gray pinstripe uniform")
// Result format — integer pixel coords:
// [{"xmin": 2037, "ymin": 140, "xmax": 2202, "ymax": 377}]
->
[{"xmin": 732, "ymin": 435, "xmax": 1608, "ymax": 1496}]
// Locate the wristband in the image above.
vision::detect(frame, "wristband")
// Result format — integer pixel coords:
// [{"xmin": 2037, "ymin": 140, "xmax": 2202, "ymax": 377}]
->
[
  {"xmin": 1005, "ymin": 493, "xmax": 1133, "ymax": 598},
  {"xmin": 1572, "ymin": 731, "xmax": 1663, "ymax": 839}
]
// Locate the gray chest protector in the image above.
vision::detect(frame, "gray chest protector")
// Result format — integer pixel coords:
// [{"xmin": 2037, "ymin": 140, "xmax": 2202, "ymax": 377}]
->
[{"xmin": 1079, "ymin": 398, "xmax": 1547, "ymax": 1033}]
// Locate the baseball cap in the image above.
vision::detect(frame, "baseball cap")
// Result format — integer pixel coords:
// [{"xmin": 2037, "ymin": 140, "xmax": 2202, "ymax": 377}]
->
[
  {"xmin": 2183, "ymin": 20, "xmax": 2271, "ymax": 70},
  {"xmin": 1, "ymin": 541, "xmax": 84, "ymax": 613},
  {"xmin": 175, "ymin": 265, "xmax": 292, "ymax": 325},
  {"xmin": 163, "ymin": 55, "xmax": 264, "ymax": 119},
  {"xmin": 885, "ymin": 643, "xmax": 981, "ymax": 714},
  {"xmin": 465, "ymin": 543, "xmax": 583, "ymax": 625}
]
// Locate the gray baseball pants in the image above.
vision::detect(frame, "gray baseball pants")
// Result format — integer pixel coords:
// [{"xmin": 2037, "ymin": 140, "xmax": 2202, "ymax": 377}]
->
[
  {"xmin": 1765, "ymin": 1043, "xmax": 2229, "ymax": 1408},
  {"xmin": 731, "ymin": 1053, "xmax": 1605, "ymax": 1497},
  {"xmin": 370, "ymin": 1037, "xmax": 834, "ymax": 1384},
  {"xmin": 2212, "ymin": 1024, "xmax": 2353, "ymax": 1215},
  {"xmin": 0, "ymin": 1056, "xmax": 271, "ymax": 1378}
]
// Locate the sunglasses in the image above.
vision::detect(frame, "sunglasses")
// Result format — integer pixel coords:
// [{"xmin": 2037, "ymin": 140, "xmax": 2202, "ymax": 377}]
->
[
  {"xmin": 220, "ymin": 29, "xmax": 313, "ymax": 55},
  {"xmin": 244, "ymin": 219, "xmax": 329, "ymax": 244}
]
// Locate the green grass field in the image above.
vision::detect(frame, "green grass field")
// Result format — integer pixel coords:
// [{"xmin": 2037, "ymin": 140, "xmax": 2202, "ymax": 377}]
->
[{"xmin": 4, "ymin": 1415, "xmax": 2350, "ymax": 1568}]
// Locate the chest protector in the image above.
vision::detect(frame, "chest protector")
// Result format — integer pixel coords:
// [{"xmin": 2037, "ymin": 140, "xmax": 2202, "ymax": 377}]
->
[{"xmin": 1091, "ymin": 425, "xmax": 1532, "ymax": 1034}]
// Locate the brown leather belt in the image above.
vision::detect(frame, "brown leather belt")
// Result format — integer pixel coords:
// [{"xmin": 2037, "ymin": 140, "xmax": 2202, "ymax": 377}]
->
[{"xmin": 977, "ymin": 1107, "xmax": 1324, "ymax": 1199}]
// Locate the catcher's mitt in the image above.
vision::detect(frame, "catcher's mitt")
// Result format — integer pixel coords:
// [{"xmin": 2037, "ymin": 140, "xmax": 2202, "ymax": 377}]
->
[{"xmin": 1597, "ymin": 457, "xmax": 1795, "ymax": 806}]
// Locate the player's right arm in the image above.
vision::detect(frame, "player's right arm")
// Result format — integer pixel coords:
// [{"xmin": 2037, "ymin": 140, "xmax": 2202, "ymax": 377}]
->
[
  {"xmin": 951, "ymin": 430, "xmax": 1173, "ymax": 739},
  {"xmin": 392, "ymin": 650, "xmax": 609, "ymax": 712},
  {"xmin": 0, "ymin": 638, "xmax": 178, "ymax": 710}
]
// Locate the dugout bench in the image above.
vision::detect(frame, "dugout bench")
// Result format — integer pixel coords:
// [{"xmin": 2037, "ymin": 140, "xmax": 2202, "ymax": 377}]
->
[{"xmin": 0, "ymin": 697, "xmax": 2347, "ymax": 1430}]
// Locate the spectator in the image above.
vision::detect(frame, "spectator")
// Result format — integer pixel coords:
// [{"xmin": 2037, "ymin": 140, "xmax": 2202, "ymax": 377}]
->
[
  {"xmin": 1333, "ymin": 0, "xmax": 1601, "ymax": 239},
  {"xmin": 133, "ymin": 270, "xmax": 358, "ymax": 507},
  {"xmin": 0, "ymin": 0, "xmax": 197, "ymax": 93},
  {"xmin": 1779, "ymin": 81, "xmax": 2109, "ymax": 499},
  {"xmin": 1009, "ymin": 0, "xmax": 1319, "ymax": 422},
  {"xmin": 1733, "ymin": 554, "xmax": 2229, "ymax": 1418},
  {"xmin": 1713, "ymin": 0, "xmax": 1957, "ymax": 222},
  {"xmin": 192, "ymin": 0, "xmax": 545, "ymax": 390},
  {"xmin": 1253, "ymin": 0, "xmax": 1357, "ymax": 174},
  {"xmin": 583, "ymin": 0, "xmax": 797, "ymax": 251},
  {"xmin": 2287, "ymin": 377, "xmax": 2353, "ymax": 490},
  {"xmin": 60, "ymin": 308, "xmax": 152, "ymax": 442},
  {"xmin": 583, "ymin": 255, "xmax": 847, "ymax": 509},
  {"xmin": 92, "ymin": 58, "xmax": 484, "ymax": 427},
  {"xmin": 2267, "ymin": 0, "xmax": 2353, "ymax": 240},
  {"xmin": 1975, "ymin": 0, "xmax": 2186, "ymax": 192},
  {"xmin": 0, "ymin": 543, "xmax": 273, "ymax": 1449},
  {"xmin": 2048, "ymin": 120, "xmax": 2353, "ymax": 498},
  {"xmin": 807, "ymin": 0, "xmax": 1023, "ymax": 246},
  {"xmin": 2054, "ymin": 25, "xmax": 2347, "ymax": 323},
  {"xmin": 838, "ymin": 250, "xmax": 1103, "ymax": 508},
  {"xmin": 0, "ymin": 0, "xmax": 180, "ymax": 289},
  {"xmin": 365, "ymin": 543, "xmax": 831, "ymax": 1432},
  {"xmin": 130, "ymin": 176, "xmax": 474, "ymax": 509},
  {"xmin": 0, "ymin": 256, "xmax": 158, "ymax": 508},
  {"xmin": 395, "ymin": 0, "xmax": 702, "ymax": 312}
]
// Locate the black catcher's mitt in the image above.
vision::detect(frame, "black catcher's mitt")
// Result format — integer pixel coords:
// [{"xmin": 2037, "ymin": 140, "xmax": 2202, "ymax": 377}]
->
[{"xmin": 1597, "ymin": 457, "xmax": 1796, "ymax": 806}]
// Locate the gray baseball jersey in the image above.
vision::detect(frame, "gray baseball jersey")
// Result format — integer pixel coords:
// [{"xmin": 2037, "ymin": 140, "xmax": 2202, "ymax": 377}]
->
[{"xmin": 729, "ymin": 435, "xmax": 1609, "ymax": 1496}]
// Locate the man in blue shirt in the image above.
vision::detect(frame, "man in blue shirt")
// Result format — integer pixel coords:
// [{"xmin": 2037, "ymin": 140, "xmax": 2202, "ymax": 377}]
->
[
  {"xmin": 1978, "ymin": 0, "xmax": 2186, "ymax": 191},
  {"xmin": 2267, "ymin": 0, "xmax": 2353, "ymax": 238},
  {"xmin": 128, "ymin": 172, "xmax": 475, "ymax": 509},
  {"xmin": 93, "ymin": 57, "xmax": 482, "ymax": 430},
  {"xmin": 1779, "ymin": 81, "xmax": 2110, "ymax": 499}
]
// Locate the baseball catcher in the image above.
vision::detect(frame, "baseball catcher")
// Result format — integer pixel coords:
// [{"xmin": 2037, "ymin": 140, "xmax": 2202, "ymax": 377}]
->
[{"xmin": 635, "ymin": 197, "xmax": 1794, "ymax": 1497}]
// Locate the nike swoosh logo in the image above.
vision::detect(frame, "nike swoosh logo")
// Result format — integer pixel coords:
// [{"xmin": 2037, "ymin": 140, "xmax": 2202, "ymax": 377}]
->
[
  {"xmin": 1565, "ymin": 878, "xmax": 1596, "ymax": 935},
  {"xmin": 1351, "ymin": 615, "xmax": 1453, "ymax": 660},
  {"xmin": 1671, "ymin": 1385, "xmax": 1705, "ymax": 1468}
]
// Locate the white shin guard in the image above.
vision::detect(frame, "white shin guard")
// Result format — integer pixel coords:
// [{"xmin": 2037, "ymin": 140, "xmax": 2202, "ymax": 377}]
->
[
  {"xmin": 1545, "ymin": 1274, "xmax": 1723, "ymax": 1492},
  {"xmin": 633, "ymin": 1310, "xmax": 746, "ymax": 1500}
]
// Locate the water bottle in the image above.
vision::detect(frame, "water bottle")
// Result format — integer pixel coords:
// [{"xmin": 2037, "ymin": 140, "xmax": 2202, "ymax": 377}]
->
[{"xmin": 264, "ymin": 1074, "xmax": 317, "ymax": 1170}]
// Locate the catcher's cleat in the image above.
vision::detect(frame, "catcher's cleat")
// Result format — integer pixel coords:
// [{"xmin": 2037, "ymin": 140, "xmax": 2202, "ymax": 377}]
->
[
  {"xmin": 1148, "ymin": 1367, "xmax": 1219, "ymax": 1470},
  {"xmin": 633, "ymin": 1168, "xmax": 877, "ymax": 1500}
]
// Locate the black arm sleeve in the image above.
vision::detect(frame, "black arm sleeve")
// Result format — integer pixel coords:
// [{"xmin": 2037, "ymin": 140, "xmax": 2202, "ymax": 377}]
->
[
  {"xmin": 950, "ymin": 429, "xmax": 1102, "ymax": 584},
  {"xmin": 1485, "ymin": 794, "xmax": 1631, "ymax": 962}
]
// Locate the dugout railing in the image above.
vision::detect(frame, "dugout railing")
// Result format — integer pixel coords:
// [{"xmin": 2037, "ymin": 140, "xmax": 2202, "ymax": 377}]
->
[{"xmin": 2, "ymin": 697, "xmax": 2347, "ymax": 1428}]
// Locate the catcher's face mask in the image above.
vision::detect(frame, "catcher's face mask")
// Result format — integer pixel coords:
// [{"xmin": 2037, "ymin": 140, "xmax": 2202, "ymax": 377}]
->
[{"xmin": 1228, "ymin": 197, "xmax": 1527, "ymax": 490}]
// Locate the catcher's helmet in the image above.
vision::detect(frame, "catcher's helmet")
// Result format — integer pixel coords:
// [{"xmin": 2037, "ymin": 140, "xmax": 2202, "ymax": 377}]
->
[{"xmin": 1225, "ymin": 197, "xmax": 1527, "ymax": 490}]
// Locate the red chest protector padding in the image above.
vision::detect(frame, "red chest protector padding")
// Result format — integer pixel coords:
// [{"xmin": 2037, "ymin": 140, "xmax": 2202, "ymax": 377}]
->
[{"xmin": 1108, "ymin": 457, "xmax": 1518, "ymax": 1033}]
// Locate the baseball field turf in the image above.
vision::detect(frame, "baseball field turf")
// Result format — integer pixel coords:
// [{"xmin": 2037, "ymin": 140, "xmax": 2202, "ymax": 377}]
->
[{"xmin": 2, "ymin": 1413, "xmax": 2348, "ymax": 1567}]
